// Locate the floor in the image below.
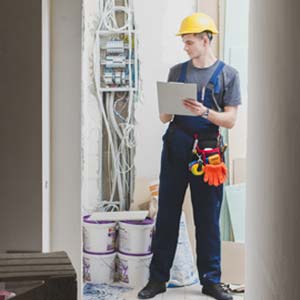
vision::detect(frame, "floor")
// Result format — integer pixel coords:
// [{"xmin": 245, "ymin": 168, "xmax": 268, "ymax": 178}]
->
[
  {"xmin": 122, "ymin": 284, "xmax": 244, "ymax": 300},
  {"xmin": 83, "ymin": 283, "xmax": 244, "ymax": 300}
]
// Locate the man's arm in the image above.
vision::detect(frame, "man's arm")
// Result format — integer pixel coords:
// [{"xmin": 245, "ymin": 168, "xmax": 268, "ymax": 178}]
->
[
  {"xmin": 206, "ymin": 106, "xmax": 238, "ymax": 129},
  {"xmin": 183, "ymin": 99, "xmax": 238, "ymax": 129}
]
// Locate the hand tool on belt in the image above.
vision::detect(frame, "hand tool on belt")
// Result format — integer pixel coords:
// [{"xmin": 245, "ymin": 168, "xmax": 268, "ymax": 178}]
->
[{"xmin": 171, "ymin": 122, "xmax": 228, "ymax": 186}]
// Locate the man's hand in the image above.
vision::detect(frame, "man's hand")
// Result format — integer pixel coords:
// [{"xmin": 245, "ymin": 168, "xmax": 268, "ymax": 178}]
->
[
  {"xmin": 183, "ymin": 98, "xmax": 238, "ymax": 129},
  {"xmin": 183, "ymin": 98, "xmax": 206, "ymax": 116}
]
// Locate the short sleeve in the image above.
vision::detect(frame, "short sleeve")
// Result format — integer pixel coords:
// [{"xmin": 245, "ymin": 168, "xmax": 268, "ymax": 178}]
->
[
  {"xmin": 167, "ymin": 64, "xmax": 181, "ymax": 82},
  {"xmin": 223, "ymin": 70, "xmax": 242, "ymax": 106},
  {"xmin": 167, "ymin": 69, "xmax": 174, "ymax": 82}
]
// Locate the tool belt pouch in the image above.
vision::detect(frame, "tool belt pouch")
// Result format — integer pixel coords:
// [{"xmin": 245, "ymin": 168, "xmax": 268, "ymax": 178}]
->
[
  {"xmin": 196, "ymin": 134, "xmax": 226, "ymax": 165},
  {"xmin": 190, "ymin": 139, "xmax": 221, "ymax": 175},
  {"xmin": 194, "ymin": 139, "xmax": 228, "ymax": 186},
  {"xmin": 198, "ymin": 147, "xmax": 222, "ymax": 166}
]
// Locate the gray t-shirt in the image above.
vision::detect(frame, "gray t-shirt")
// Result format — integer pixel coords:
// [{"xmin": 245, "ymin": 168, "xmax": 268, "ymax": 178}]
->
[{"xmin": 167, "ymin": 60, "xmax": 241, "ymax": 110}]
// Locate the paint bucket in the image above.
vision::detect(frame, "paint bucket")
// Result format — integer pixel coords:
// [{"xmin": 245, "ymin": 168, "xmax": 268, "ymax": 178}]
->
[
  {"xmin": 117, "ymin": 251, "xmax": 153, "ymax": 288},
  {"xmin": 83, "ymin": 215, "xmax": 117, "ymax": 253},
  {"xmin": 118, "ymin": 218, "xmax": 154, "ymax": 255},
  {"xmin": 83, "ymin": 250, "xmax": 116, "ymax": 284}
]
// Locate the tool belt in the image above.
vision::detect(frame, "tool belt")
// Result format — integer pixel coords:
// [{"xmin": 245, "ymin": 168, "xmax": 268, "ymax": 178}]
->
[{"xmin": 170, "ymin": 122, "xmax": 228, "ymax": 186}]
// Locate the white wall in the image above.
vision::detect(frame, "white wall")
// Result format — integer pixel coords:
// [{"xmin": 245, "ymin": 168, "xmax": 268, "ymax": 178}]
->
[
  {"xmin": 246, "ymin": 0, "xmax": 300, "ymax": 298},
  {"xmin": 50, "ymin": 0, "xmax": 82, "ymax": 297},
  {"xmin": 81, "ymin": 0, "xmax": 101, "ymax": 213},
  {"xmin": 133, "ymin": 0, "xmax": 197, "ymax": 206}
]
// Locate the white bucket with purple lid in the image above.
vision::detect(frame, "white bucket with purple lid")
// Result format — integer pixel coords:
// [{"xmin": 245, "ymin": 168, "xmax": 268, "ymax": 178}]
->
[
  {"xmin": 118, "ymin": 218, "xmax": 154, "ymax": 255},
  {"xmin": 83, "ymin": 250, "xmax": 116, "ymax": 284},
  {"xmin": 83, "ymin": 215, "xmax": 117, "ymax": 253},
  {"xmin": 117, "ymin": 251, "xmax": 153, "ymax": 288}
]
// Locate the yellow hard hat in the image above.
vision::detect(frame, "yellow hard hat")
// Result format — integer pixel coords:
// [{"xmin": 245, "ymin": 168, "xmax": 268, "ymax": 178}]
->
[{"xmin": 176, "ymin": 12, "xmax": 218, "ymax": 36}]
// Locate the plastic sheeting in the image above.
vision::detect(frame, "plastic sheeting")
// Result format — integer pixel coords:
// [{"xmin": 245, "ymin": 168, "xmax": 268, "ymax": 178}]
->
[
  {"xmin": 220, "ymin": 183, "xmax": 246, "ymax": 242},
  {"xmin": 225, "ymin": 183, "xmax": 246, "ymax": 242},
  {"xmin": 83, "ymin": 283, "xmax": 132, "ymax": 300},
  {"xmin": 168, "ymin": 212, "xmax": 199, "ymax": 287}
]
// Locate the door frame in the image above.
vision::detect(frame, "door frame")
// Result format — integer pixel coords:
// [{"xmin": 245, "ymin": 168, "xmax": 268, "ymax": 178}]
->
[{"xmin": 42, "ymin": 0, "xmax": 50, "ymax": 252}]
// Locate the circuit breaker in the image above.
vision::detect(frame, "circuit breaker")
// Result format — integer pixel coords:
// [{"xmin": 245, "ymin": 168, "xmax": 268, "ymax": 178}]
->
[{"xmin": 99, "ymin": 33, "xmax": 137, "ymax": 91}]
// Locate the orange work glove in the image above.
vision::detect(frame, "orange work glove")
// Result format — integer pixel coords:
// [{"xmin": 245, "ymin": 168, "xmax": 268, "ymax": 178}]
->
[{"xmin": 203, "ymin": 162, "xmax": 227, "ymax": 186}]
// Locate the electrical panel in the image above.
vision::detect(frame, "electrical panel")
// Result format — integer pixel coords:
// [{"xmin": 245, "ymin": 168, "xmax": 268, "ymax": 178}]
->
[{"xmin": 99, "ymin": 33, "xmax": 137, "ymax": 91}]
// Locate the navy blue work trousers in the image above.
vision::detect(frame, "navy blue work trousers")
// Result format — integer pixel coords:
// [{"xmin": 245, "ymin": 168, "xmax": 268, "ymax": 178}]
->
[{"xmin": 149, "ymin": 126, "xmax": 223, "ymax": 286}]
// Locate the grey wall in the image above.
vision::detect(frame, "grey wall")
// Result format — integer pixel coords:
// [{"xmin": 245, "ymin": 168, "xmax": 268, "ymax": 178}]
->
[
  {"xmin": 0, "ymin": 0, "xmax": 42, "ymax": 252},
  {"xmin": 246, "ymin": 0, "xmax": 300, "ymax": 298},
  {"xmin": 50, "ymin": 0, "xmax": 82, "ymax": 297}
]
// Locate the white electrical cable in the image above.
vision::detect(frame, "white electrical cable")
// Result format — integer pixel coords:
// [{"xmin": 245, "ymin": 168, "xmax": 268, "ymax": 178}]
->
[
  {"xmin": 109, "ymin": 94, "xmax": 123, "ymax": 139},
  {"xmin": 93, "ymin": 0, "xmax": 137, "ymax": 211},
  {"xmin": 113, "ymin": 97, "xmax": 136, "ymax": 149},
  {"xmin": 94, "ymin": 26, "xmax": 124, "ymax": 210},
  {"xmin": 109, "ymin": 92, "xmax": 125, "ymax": 207},
  {"xmin": 106, "ymin": 92, "xmax": 124, "ymax": 209},
  {"xmin": 108, "ymin": 93, "xmax": 135, "ymax": 191},
  {"xmin": 103, "ymin": 8, "xmax": 129, "ymax": 32}
]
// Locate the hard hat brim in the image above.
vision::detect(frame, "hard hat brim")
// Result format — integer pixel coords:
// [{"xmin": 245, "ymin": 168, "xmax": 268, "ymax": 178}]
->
[{"xmin": 176, "ymin": 29, "xmax": 219, "ymax": 36}]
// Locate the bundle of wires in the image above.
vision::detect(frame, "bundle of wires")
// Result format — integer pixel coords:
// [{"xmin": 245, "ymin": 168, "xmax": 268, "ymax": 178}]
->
[{"xmin": 93, "ymin": 0, "xmax": 138, "ymax": 212}]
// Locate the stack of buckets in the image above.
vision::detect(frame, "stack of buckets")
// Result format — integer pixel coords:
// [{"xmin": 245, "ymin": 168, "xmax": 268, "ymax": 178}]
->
[{"xmin": 83, "ymin": 215, "xmax": 154, "ymax": 288}]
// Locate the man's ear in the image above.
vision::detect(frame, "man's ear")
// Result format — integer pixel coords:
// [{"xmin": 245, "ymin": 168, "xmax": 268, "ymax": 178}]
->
[{"xmin": 204, "ymin": 35, "xmax": 210, "ymax": 46}]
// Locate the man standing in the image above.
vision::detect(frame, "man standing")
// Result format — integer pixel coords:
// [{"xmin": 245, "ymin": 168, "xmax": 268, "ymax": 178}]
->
[{"xmin": 138, "ymin": 12, "xmax": 241, "ymax": 300}]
